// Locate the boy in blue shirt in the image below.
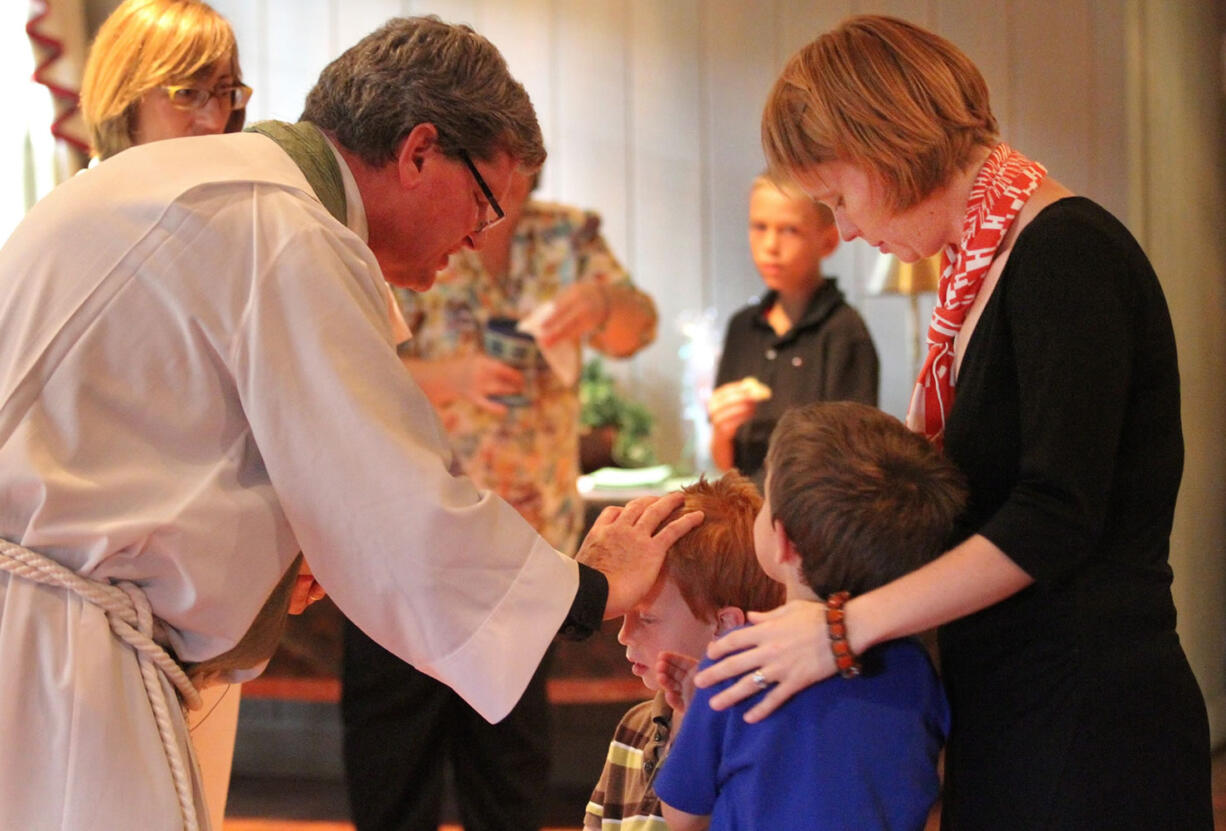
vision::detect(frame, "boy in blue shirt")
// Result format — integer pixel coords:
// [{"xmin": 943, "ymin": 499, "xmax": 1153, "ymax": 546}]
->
[{"xmin": 656, "ymin": 401, "xmax": 965, "ymax": 830}]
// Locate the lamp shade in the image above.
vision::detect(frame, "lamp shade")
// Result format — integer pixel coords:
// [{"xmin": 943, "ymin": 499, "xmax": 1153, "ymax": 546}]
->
[{"xmin": 868, "ymin": 253, "xmax": 942, "ymax": 297}]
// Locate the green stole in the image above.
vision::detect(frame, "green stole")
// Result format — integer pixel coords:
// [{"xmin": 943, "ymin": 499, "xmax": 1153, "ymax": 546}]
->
[
  {"xmin": 187, "ymin": 120, "xmax": 349, "ymax": 687},
  {"xmin": 246, "ymin": 120, "xmax": 348, "ymax": 226}
]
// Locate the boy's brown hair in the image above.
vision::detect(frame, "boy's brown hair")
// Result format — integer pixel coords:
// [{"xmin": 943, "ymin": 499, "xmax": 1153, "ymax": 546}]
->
[
  {"xmin": 659, "ymin": 472, "xmax": 784, "ymax": 621},
  {"xmin": 765, "ymin": 401, "xmax": 965, "ymax": 597}
]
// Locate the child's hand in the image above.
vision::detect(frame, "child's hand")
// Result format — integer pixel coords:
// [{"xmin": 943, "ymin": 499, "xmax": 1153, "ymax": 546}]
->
[
  {"xmin": 288, "ymin": 561, "xmax": 327, "ymax": 615},
  {"xmin": 655, "ymin": 651, "xmax": 699, "ymax": 717},
  {"xmin": 707, "ymin": 378, "xmax": 771, "ymax": 436}
]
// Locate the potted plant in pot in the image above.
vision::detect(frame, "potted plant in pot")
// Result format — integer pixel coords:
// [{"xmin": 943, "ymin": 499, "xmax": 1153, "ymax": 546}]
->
[{"xmin": 578, "ymin": 358, "xmax": 656, "ymax": 472}]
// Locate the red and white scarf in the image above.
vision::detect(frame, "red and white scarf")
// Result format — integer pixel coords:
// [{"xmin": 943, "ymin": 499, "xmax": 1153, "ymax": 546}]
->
[{"xmin": 905, "ymin": 144, "xmax": 1046, "ymax": 445}]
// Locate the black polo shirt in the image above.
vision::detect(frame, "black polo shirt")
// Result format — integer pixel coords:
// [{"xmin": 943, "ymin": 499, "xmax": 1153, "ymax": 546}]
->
[{"xmin": 715, "ymin": 279, "xmax": 879, "ymax": 482}]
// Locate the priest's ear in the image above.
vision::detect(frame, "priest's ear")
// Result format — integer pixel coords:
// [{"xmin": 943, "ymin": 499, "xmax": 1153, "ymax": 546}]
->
[{"xmin": 397, "ymin": 122, "xmax": 440, "ymax": 185}]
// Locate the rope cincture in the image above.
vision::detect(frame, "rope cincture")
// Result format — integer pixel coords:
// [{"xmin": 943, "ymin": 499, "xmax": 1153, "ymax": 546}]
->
[{"xmin": 0, "ymin": 539, "xmax": 203, "ymax": 831}]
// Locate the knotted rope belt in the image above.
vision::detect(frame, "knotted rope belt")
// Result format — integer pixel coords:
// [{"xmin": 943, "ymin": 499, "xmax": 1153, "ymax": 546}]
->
[{"xmin": 0, "ymin": 539, "xmax": 203, "ymax": 831}]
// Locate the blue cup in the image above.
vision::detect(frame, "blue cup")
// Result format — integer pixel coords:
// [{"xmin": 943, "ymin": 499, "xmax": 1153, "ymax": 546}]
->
[{"xmin": 482, "ymin": 317, "xmax": 540, "ymax": 406}]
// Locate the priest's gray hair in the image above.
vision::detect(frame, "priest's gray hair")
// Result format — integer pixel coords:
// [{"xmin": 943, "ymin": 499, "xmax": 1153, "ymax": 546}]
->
[{"xmin": 302, "ymin": 16, "xmax": 546, "ymax": 170}]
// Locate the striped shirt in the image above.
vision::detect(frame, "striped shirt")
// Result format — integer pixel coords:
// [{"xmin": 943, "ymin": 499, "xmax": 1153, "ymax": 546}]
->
[{"xmin": 584, "ymin": 692, "xmax": 673, "ymax": 830}]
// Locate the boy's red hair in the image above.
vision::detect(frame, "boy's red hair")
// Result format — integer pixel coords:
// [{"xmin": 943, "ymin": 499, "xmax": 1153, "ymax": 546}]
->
[{"xmin": 659, "ymin": 473, "xmax": 784, "ymax": 621}]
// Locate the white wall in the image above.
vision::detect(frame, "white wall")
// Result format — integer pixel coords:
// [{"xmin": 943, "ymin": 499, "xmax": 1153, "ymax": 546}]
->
[
  {"xmin": 85, "ymin": 0, "xmax": 1226, "ymax": 745},
  {"xmin": 1128, "ymin": 0, "xmax": 1226, "ymax": 747},
  {"xmin": 204, "ymin": 0, "xmax": 1131, "ymax": 447}
]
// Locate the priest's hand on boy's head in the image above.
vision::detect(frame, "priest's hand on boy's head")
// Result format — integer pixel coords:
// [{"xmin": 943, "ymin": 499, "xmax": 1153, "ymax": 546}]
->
[{"xmin": 575, "ymin": 492, "xmax": 704, "ymax": 621}]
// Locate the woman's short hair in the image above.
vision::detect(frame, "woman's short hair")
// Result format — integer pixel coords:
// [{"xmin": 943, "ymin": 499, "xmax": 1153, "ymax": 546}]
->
[
  {"xmin": 762, "ymin": 15, "xmax": 998, "ymax": 213},
  {"xmin": 80, "ymin": 0, "xmax": 243, "ymax": 160},
  {"xmin": 659, "ymin": 472, "xmax": 784, "ymax": 622},
  {"xmin": 301, "ymin": 16, "xmax": 546, "ymax": 171},
  {"xmin": 765, "ymin": 401, "xmax": 966, "ymax": 598}
]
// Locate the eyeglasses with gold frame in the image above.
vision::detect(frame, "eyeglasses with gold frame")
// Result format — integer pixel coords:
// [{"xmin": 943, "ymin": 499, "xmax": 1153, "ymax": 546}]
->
[{"xmin": 162, "ymin": 82, "xmax": 254, "ymax": 112}]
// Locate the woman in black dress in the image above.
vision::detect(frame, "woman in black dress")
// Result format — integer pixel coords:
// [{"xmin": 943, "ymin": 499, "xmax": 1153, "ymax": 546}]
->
[{"xmin": 689, "ymin": 15, "xmax": 1212, "ymax": 829}]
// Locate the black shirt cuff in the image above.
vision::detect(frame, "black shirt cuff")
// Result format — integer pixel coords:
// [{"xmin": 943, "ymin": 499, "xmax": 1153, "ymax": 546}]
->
[{"xmin": 558, "ymin": 562, "xmax": 608, "ymax": 641}]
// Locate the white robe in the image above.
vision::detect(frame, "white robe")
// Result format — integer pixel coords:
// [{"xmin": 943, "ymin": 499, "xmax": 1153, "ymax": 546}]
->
[{"xmin": 0, "ymin": 132, "xmax": 577, "ymax": 829}]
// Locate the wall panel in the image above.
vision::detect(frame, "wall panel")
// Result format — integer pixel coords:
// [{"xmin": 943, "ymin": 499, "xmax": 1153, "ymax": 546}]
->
[
  {"xmin": 1133, "ymin": 0, "xmax": 1226, "ymax": 744},
  {"xmin": 855, "ymin": 0, "xmax": 933, "ymax": 23},
  {"xmin": 554, "ymin": 1, "xmax": 631, "ymax": 263},
  {"xmin": 476, "ymin": 0, "xmax": 557, "ymax": 183},
  {"xmin": 627, "ymin": 0, "xmax": 705, "ymax": 469},
  {"xmin": 701, "ymin": 0, "xmax": 778, "ymax": 327},
  {"xmin": 1089, "ymin": 2, "xmax": 1128, "ymax": 216},
  {"xmin": 263, "ymin": 0, "xmax": 332, "ymax": 121},
  {"xmin": 1009, "ymin": 0, "xmax": 1093, "ymax": 193},
  {"xmin": 331, "ymin": 0, "xmax": 407, "ymax": 54},
  {"xmin": 413, "ymin": 0, "xmax": 480, "ymax": 27}
]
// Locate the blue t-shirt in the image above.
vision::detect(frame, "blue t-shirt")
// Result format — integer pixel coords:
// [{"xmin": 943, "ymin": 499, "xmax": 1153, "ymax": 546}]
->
[{"xmin": 654, "ymin": 637, "xmax": 949, "ymax": 830}]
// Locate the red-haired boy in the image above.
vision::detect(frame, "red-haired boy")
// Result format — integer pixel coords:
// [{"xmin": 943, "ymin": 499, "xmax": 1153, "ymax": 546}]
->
[{"xmin": 583, "ymin": 473, "xmax": 783, "ymax": 830}]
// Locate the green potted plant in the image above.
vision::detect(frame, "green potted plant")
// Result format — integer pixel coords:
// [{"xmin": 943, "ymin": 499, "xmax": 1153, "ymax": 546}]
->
[{"xmin": 578, "ymin": 358, "xmax": 656, "ymax": 471}]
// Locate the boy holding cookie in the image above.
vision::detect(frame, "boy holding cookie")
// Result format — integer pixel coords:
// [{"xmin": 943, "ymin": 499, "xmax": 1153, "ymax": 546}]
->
[{"xmin": 708, "ymin": 173, "xmax": 878, "ymax": 485}]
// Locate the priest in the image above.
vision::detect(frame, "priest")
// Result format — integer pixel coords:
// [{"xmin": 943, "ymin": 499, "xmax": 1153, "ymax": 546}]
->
[{"xmin": 0, "ymin": 16, "xmax": 698, "ymax": 831}]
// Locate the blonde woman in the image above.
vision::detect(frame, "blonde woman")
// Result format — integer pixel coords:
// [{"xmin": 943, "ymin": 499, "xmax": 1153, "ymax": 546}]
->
[
  {"xmin": 80, "ymin": 0, "xmax": 250, "ymax": 161},
  {"xmin": 692, "ymin": 15, "xmax": 1211, "ymax": 830}
]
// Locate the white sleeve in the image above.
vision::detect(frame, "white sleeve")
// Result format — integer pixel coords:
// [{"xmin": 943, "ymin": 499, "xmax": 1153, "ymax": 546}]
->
[{"xmin": 230, "ymin": 215, "xmax": 577, "ymax": 722}]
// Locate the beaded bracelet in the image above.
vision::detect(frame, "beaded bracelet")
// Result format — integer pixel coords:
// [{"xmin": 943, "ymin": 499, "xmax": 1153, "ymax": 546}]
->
[{"xmin": 825, "ymin": 591, "xmax": 862, "ymax": 679}]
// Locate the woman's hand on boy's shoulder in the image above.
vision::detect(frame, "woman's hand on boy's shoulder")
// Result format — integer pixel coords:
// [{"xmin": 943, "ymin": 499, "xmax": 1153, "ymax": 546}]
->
[{"xmin": 694, "ymin": 600, "xmax": 829, "ymax": 723}]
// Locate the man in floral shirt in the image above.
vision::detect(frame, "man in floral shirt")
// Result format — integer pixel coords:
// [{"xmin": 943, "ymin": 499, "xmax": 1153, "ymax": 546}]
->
[{"xmin": 342, "ymin": 170, "xmax": 658, "ymax": 831}]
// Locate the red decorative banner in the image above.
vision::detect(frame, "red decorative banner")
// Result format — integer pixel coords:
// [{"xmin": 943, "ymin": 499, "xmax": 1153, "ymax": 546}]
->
[{"xmin": 26, "ymin": 0, "xmax": 89, "ymax": 154}]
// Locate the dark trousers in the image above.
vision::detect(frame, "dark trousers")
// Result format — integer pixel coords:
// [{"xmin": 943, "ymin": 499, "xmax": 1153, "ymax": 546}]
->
[{"xmin": 341, "ymin": 618, "xmax": 553, "ymax": 831}]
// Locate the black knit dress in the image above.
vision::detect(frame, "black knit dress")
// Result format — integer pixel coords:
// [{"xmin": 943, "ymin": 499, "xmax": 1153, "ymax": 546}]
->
[{"xmin": 939, "ymin": 197, "xmax": 1211, "ymax": 830}]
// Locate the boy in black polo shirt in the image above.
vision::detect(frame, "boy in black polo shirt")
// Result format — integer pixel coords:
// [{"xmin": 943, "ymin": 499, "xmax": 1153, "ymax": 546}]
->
[{"xmin": 708, "ymin": 173, "xmax": 879, "ymax": 487}]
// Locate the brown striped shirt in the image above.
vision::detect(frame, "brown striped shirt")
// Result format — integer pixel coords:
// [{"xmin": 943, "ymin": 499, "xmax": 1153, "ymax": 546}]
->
[{"xmin": 584, "ymin": 692, "xmax": 673, "ymax": 830}]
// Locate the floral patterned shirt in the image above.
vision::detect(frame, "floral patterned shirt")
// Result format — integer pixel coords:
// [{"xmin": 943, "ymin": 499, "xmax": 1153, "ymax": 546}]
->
[{"xmin": 395, "ymin": 201, "xmax": 654, "ymax": 553}]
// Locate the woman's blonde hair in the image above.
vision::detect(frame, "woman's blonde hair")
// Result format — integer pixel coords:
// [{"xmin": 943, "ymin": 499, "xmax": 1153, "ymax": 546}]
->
[
  {"xmin": 80, "ymin": 0, "xmax": 243, "ymax": 160},
  {"xmin": 762, "ymin": 15, "xmax": 998, "ymax": 213}
]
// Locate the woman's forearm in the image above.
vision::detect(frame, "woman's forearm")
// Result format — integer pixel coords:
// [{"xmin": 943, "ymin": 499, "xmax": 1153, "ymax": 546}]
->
[
  {"xmin": 848, "ymin": 533, "xmax": 1034, "ymax": 654},
  {"xmin": 400, "ymin": 355, "xmax": 453, "ymax": 407},
  {"xmin": 589, "ymin": 283, "xmax": 657, "ymax": 357}
]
